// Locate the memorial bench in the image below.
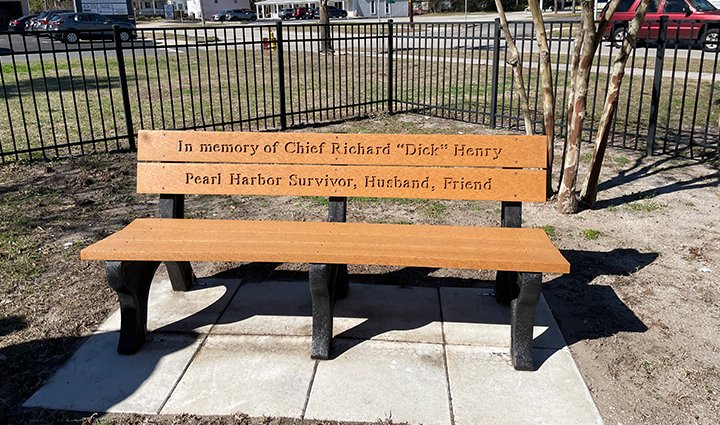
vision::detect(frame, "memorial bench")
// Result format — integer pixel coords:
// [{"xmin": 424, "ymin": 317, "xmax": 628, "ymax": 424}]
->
[{"xmin": 80, "ymin": 130, "xmax": 570, "ymax": 371}]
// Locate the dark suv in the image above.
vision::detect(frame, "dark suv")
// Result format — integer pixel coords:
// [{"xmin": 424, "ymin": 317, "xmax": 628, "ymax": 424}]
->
[
  {"xmin": 225, "ymin": 9, "xmax": 257, "ymax": 22},
  {"xmin": 212, "ymin": 9, "xmax": 232, "ymax": 21},
  {"xmin": 311, "ymin": 6, "xmax": 349, "ymax": 19},
  {"xmin": 604, "ymin": 0, "xmax": 720, "ymax": 51},
  {"xmin": 48, "ymin": 13, "xmax": 136, "ymax": 43}
]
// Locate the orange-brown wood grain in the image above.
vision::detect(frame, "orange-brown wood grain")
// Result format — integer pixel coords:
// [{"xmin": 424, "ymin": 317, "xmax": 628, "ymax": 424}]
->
[
  {"xmin": 81, "ymin": 219, "xmax": 570, "ymax": 274},
  {"xmin": 136, "ymin": 163, "xmax": 546, "ymax": 202},
  {"xmin": 138, "ymin": 130, "xmax": 547, "ymax": 168}
]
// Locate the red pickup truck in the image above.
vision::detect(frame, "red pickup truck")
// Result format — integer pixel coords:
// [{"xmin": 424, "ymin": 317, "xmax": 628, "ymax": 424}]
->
[{"xmin": 604, "ymin": 0, "xmax": 720, "ymax": 52}]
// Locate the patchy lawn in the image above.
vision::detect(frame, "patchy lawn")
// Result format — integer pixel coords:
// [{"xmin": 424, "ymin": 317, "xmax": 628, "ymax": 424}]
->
[{"xmin": 1, "ymin": 114, "xmax": 719, "ymax": 424}]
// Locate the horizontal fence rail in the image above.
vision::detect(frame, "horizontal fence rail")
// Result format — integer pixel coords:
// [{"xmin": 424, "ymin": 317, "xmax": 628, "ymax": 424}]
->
[{"xmin": 0, "ymin": 19, "xmax": 718, "ymax": 163}]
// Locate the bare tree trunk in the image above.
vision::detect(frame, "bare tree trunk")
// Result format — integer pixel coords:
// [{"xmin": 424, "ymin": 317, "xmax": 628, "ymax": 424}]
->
[
  {"xmin": 565, "ymin": 21, "xmax": 584, "ymax": 145},
  {"xmin": 556, "ymin": 0, "xmax": 623, "ymax": 213},
  {"xmin": 319, "ymin": 0, "xmax": 334, "ymax": 54},
  {"xmin": 580, "ymin": 0, "xmax": 652, "ymax": 206},
  {"xmin": 557, "ymin": 1, "xmax": 595, "ymax": 214},
  {"xmin": 495, "ymin": 0, "xmax": 533, "ymax": 135},
  {"xmin": 527, "ymin": 0, "xmax": 556, "ymax": 197}
]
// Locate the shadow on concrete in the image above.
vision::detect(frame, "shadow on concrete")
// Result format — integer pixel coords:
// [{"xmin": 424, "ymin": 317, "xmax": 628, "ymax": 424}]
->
[{"xmin": 13, "ymin": 249, "xmax": 653, "ymax": 416}]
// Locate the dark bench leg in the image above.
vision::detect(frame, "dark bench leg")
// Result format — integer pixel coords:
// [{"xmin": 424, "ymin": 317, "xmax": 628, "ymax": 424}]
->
[
  {"xmin": 159, "ymin": 194, "xmax": 196, "ymax": 292},
  {"xmin": 165, "ymin": 261, "xmax": 196, "ymax": 292},
  {"xmin": 510, "ymin": 272, "xmax": 542, "ymax": 371},
  {"xmin": 328, "ymin": 196, "xmax": 349, "ymax": 300},
  {"xmin": 106, "ymin": 260, "xmax": 160, "ymax": 355},
  {"xmin": 333, "ymin": 264, "xmax": 349, "ymax": 300},
  {"xmin": 309, "ymin": 263, "xmax": 334, "ymax": 359},
  {"xmin": 495, "ymin": 271, "xmax": 519, "ymax": 305}
]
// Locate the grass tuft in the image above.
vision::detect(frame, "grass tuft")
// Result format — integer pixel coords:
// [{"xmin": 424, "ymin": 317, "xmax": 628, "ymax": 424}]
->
[{"xmin": 583, "ymin": 229, "xmax": 602, "ymax": 240}]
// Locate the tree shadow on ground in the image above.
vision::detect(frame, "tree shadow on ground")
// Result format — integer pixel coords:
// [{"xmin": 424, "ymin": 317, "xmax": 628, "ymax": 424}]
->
[
  {"xmin": 590, "ymin": 155, "xmax": 719, "ymax": 209},
  {"xmin": 1, "ymin": 74, "xmax": 121, "ymax": 99},
  {"xmin": 543, "ymin": 248, "xmax": 655, "ymax": 345}
]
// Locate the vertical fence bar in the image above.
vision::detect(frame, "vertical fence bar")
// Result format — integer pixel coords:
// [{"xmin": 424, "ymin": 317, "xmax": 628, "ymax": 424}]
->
[
  {"xmin": 276, "ymin": 21, "xmax": 288, "ymax": 130},
  {"xmin": 114, "ymin": 25, "xmax": 136, "ymax": 151},
  {"xmin": 646, "ymin": 16, "xmax": 668, "ymax": 156},
  {"xmin": 490, "ymin": 18, "xmax": 501, "ymax": 128},
  {"xmin": 387, "ymin": 19, "xmax": 394, "ymax": 114}
]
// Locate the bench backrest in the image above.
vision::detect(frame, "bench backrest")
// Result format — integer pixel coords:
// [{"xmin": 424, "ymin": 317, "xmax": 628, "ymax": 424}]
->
[{"xmin": 137, "ymin": 131, "xmax": 546, "ymax": 202}]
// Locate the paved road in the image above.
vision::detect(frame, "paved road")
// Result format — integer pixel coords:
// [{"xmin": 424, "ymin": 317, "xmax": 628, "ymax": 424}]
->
[{"xmin": 1, "ymin": 11, "xmax": 713, "ymax": 64}]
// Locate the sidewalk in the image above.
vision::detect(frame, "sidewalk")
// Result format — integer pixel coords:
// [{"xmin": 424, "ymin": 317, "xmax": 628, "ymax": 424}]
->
[{"xmin": 25, "ymin": 277, "xmax": 603, "ymax": 424}]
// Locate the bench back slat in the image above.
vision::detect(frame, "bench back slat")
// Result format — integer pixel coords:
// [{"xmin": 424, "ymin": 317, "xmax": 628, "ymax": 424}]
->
[
  {"xmin": 136, "ymin": 130, "xmax": 547, "ymax": 202},
  {"xmin": 139, "ymin": 131, "xmax": 546, "ymax": 168},
  {"xmin": 138, "ymin": 163, "xmax": 546, "ymax": 202}
]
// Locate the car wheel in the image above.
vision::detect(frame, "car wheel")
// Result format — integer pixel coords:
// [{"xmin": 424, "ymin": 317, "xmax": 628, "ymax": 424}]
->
[
  {"xmin": 701, "ymin": 28, "xmax": 719, "ymax": 53},
  {"xmin": 342, "ymin": 12, "xmax": 347, "ymax": 18},
  {"xmin": 251, "ymin": 16, "xmax": 257, "ymax": 21},
  {"xmin": 611, "ymin": 26, "xmax": 626, "ymax": 48},
  {"xmin": 64, "ymin": 31, "xmax": 79, "ymax": 44},
  {"xmin": 119, "ymin": 30, "xmax": 131, "ymax": 42}
]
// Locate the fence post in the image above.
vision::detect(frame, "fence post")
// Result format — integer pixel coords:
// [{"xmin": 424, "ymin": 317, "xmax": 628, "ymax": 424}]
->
[
  {"xmin": 113, "ymin": 25, "xmax": 136, "ymax": 151},
  {"xmin": 490, "ymin": 18, "xmax": 501, "ymax": 129},
  {"xmin": 387, "ymin": 19, "xmax": 394, "ymax": 114},
  {"xmin": 276, "ymin": 21, "xmax": 287, "ymax": 130},
  {"xmin": 646, "ymin": 15, "xmax": 668, "ymax": 156}
]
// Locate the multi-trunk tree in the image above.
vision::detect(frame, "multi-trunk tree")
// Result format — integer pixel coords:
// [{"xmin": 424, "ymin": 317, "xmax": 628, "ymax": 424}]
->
[{"xmin": 495, "ymin": 0, "xmax": 652, "ymax": 213}]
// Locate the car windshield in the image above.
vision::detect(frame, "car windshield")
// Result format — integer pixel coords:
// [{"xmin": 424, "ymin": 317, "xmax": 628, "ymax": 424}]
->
[
  {"xmin": 52, "ymin": 13, "xmax": 74, "ymax": 21},
  {"xmin": 690, "ymin": 0, "xmax": 716, "ymax": 10}
]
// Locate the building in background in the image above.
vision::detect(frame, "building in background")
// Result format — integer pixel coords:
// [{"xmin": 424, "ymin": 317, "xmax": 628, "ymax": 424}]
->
[
  {"xmin": 74, "ymin": 0, "xmax": 135, "ymax": 21},
  {"xmin": 253, "ymin": 0, "xmax": 408, "ymax": 19},
  {"xmin": 137, "ymin": 0, "xmax": 187, "ymax": 16},
  {"xmin": 352, "ymin": 0, "xmax": 408, "ymax": 17},
  {"xmin": 186, "ymin": 0, "xmax": 250, "ymax": 19},
  {"xmin": 0, "ymin": 0, "xmax": 29, "ymax": 27}
]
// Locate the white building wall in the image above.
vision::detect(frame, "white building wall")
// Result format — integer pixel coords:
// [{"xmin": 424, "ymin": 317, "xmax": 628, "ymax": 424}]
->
[
  {"xmin": 352, "ymin": 0, "xmax": 408, "ymax": 17},
  {"xmin": 187, "ymin": 0, "xmax": 250, "ymax": 19}
]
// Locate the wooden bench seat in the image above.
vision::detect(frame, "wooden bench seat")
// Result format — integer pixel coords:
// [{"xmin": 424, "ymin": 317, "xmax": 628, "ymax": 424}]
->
[
  {"xmin": 81, "ymin": 130, "xmax": 570, "ymax": 371},
  {"xmin": 81, "ymin": 219, "xmax": 569, "ymax": 273}
]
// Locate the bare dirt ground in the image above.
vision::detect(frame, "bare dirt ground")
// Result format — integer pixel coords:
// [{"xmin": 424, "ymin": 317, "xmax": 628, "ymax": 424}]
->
[{"xmin": 1, "ymin": 114, "xmax": 719, "ymax": 425}]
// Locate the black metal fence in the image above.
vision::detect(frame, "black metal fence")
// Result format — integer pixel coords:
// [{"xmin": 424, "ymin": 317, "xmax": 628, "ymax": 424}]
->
[{"xmin": 1, "ymin": 18, "xmax": 718, "ymax": 163}]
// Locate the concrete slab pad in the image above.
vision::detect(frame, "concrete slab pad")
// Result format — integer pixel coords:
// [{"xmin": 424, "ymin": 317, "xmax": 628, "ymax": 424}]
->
[
  {"xmin": 23, "ymin": 332, "xmax": 202, "ymax": 414},
  {"xmin": 441, "ymin": 287, "xmax": 566, "ymax": 349},
  {"xmin": 98, "ymin": 278, "xmax": 241, "ymax": 334},
  {"xmin": 212, "ymin": 280, "xmax": 313, "ymax": 336},
  {"xmin": 305, "ymin": 339, "xmax": 451, "ymax": 425},
  {"xmin": 446, "ymin": 346, "xmax": 603, "ymax": 425},
  {"xmin": 161, "ymin": 334, "xmax": 315, "ymax": 418},
  {"xmin": 333, "ymin": 284, "xmax": 443, "ymax": 343}
]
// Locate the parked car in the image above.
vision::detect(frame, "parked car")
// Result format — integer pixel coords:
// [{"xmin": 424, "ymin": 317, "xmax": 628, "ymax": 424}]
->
[
  {"xmin": 311, "ymin": 6, "xmax": 349, "ymax": 19},
  {"xmin": 7, "ymin": 14, "xmax": 37, "ymax": 34},
  {"xmin": 225, "ymin": 9, "xmax": 257, "ymax": 22},
  {"xmin": 31, "ymin": 10, "xmax": 73, "ymax": 35},
  {"xmin": 603, "ymin": 0, "xmax": 720, "ymax": 52},
  {"xmin": 293, "ymin": 6, "xmax": 312, "ymax": 19},
  {"xmin": 212, "ymin": 9, "xmax": 232, "ymax": 21},
  {"xmin": 48, "ymin": 13, "xmax": 136, "ymax": 43},
  {"xmin": 278, "ymin": 8, "xmax": 295, "ymax": 20}
]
